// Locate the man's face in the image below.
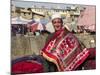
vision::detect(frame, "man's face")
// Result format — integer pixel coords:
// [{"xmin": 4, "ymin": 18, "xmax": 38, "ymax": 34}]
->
[{"xmin": 52, "ymin": 18, "xmax": 63, "ymax": 31}]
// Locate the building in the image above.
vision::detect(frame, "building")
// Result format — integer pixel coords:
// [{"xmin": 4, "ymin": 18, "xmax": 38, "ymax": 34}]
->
[
  {"xmin": 11, "ymin": 4, "xmax": 18, "ymax": 18},
  {"xmin": 11, "ymin": 1, "xmax": 88, "ymax": 32},
  {"xmin": 20, "ymin": 8, "xmax": 33, "ymax": 20}
]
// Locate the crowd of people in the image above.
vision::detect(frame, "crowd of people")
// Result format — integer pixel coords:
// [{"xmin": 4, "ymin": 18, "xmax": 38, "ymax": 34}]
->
[
  {"xmin": 11, "ymin": 23, "xmax": 51, "ymax": 36},
  {"xmin": 11, "ymin": 24, "xmax": 94, "ymax": 37}
]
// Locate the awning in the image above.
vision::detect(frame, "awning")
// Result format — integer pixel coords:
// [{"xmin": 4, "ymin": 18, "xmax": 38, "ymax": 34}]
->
[{"xmin": 77, "ymin": 6, "xmax": 96, "ymax": 31}]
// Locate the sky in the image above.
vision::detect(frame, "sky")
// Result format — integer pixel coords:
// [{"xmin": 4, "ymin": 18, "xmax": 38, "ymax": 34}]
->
[{"xmin": 11, "ymin": 0, "xmax": 83, "ymax": 9}]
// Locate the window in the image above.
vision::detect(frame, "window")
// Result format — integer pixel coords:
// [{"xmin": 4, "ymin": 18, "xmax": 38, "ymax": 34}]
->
[
  {"xmin": 28, "ymin": 13, "xmax": 31, "ymax": 15},
  {"xmin": 24, "ymin": 12, "xmax": 26, "ymax": 15}
]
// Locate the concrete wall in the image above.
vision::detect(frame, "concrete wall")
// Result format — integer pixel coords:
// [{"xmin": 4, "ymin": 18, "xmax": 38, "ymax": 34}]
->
[
  {"xmin": 11, "ymin": 33, "xmax": 95, "ymax": 60},
  {"xmin": 74, "ymin": 33, "xmax": 96, "ymax": 48},
  {"xmin": 11, "ymin": 34, "xmax": 48, "ymax": 59}
]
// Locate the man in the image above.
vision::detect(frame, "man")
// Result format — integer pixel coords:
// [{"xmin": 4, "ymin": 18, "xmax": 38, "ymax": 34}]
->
[
  {"xmin": 41, "ymin": 13, "xmax": 95, "ymax": 71},
  {"xmin": 51, "ymin": 13, "xmax": 63, "ymax": 31},
  {"xmin": 45, "ymin": 13, "xmax": 70, "ymax": 42}
]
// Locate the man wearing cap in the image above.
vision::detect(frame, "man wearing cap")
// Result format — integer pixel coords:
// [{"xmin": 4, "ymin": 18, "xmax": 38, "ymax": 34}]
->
[
  {"xmin": 45, "ymin": 13, "xmax": 70, "ymax": 42},
  {"xmin": 41, "ymin": 13, "xmax": 95, "ymax": 71},
  {"xmin": 51, "ymin": 13, "xmax": 70, "ymax": 32}
]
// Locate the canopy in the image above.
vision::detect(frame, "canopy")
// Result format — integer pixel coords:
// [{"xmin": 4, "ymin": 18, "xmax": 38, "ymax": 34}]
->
[
  {"xmin": 27, "ymin": 20, "xmax": 44, "ymax": 32},
  {"xmin": 77, "ymin": 6, "xmax": 96, "ymax": 31},
  {"xmin": 11, "ymin": 17, "xmax": 32, "ymax": 24}
]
